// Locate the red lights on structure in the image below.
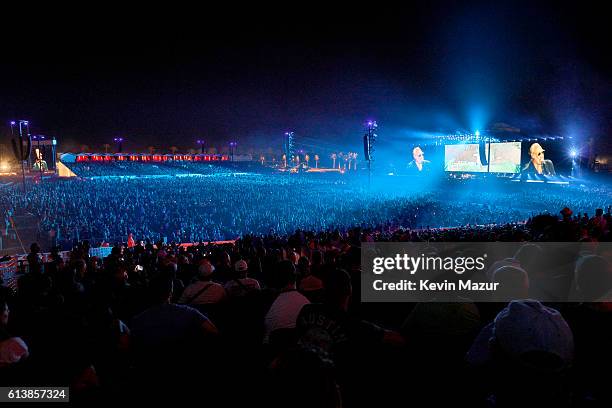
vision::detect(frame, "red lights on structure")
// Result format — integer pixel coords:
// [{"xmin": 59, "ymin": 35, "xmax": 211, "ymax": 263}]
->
[{"xmin": 74, "ymin": 153, "xmax": 229, "ymax": 162}]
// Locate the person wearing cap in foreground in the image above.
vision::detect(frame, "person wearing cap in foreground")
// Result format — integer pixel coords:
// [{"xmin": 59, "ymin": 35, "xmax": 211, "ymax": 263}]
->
[
  {"xmin": 491, "ymin": 265, "xmax": 530, "ymax": 302},
  {"xmin": 179, "ymin": 260, "xmax": 226, "ymax": 306},
  {"xmin": 563, "ymin": 256, "xmax": 612, "ymax": 404},
  {"xmin": 522, "ymin": 142, "xmax": 556, "ymax": 176},
  {"xmin": 224, "ymin": 259, "xmax": 261, "ymax": 298},
  {"xmin": 466, "ymin": 300, "xmax": 574, "ymax": 407}
]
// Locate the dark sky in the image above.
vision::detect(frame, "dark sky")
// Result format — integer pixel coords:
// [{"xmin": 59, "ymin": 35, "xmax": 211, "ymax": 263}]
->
[{"xmin": 0, "ymin": 1, "xmax": 609, "ymax": 153}]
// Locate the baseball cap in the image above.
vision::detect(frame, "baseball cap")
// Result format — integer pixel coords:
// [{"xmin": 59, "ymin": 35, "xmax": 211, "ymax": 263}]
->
[
  {"xmin": 467, "ymin": 300, "xmax": 573, "ymax": 370},
  {"xmin": 198, "ymin": 262, "xmax": 215, "ymax": 278},
  {"xmin": 234, "ymin": 259, "xmax": 248, "ymax": 272},
  {"xmin": 485, "ymin": 257, "xmax": 521, "ymax": 281},
  {"xmin": 492, "ymin": 266, "xmax": 529, "ymax": 300}
]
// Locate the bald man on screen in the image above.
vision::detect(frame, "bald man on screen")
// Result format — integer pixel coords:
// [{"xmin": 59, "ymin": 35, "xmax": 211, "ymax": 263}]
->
[
  {"xmin": 408, "ymin": 146, "xmax": 431, "ymax": 174},
  {"xmin": 522, "ymin": 143, "xmax": 555, "ymax": 176}
]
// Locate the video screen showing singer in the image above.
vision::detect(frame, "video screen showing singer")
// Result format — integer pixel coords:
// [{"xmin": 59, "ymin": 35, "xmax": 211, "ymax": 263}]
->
[
  {"xmin": 407, "ymin": 146, "xmax": 431, "ymax": 174},
  {"xmin": 522, "ymin": 142, "xmax": 556, "ymax": 176}
]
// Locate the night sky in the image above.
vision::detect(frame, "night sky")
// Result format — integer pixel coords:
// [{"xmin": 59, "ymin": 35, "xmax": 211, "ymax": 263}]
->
[{"xmin": 0, "ymin": 2, "xmax": 609, "ymax": 154}]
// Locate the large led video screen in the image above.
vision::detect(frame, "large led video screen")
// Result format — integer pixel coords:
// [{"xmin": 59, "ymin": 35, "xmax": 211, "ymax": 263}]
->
[
  {"xmin": 444, "ymin": 142, "xmax": 522, "ymax": 173},
  {"xmin": 444, "ymin": 144, "xmax": 486, "ymax": 172},
  {"xmin": 488, "ymin": 142, "xmax": 522, "ymax": 173}
]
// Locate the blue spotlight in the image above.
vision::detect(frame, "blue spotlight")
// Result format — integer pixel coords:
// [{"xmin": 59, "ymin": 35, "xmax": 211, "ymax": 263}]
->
[
  {"xmin": 569, "ymin": 149, "xmax": 578, "ymax": 158},
  {"xmin": 475, "ymin": 130, "xmax": 480, "ymax": 137}
]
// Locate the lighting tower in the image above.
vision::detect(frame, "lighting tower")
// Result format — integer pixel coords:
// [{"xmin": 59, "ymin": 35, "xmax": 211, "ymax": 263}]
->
[
  {"xmin": 197, "ymin": 140, "xmax": 205, "ymax": 154},
  {"xmin": 284, "ymin": 131, "xmax": 295, "ymax": 166},
  {"xmin": 10, "ymin": 120, "xmax": 31, "ymax": 193},
  {"xmin": 364, "ymin": 120, "xmax": 378, "ymax": 187},
  {"xmin": 229, "ymin": 141, "xmax": 238, "ymax": 161},
  {"xmin": 113, "ymin": 137, "xmax": 124, "ymax": 153}
]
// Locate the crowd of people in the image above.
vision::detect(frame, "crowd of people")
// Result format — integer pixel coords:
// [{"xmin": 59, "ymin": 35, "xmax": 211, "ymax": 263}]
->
[
  {"xmin": 0, "ymin": 208, "xmax": 611, "ymax": 405},
  {"xmin": 1, "ymin": 170, "xmax": 610, "ymax": 248},
  {"xmin": 66, "ymin": 161, "xmax": 238, "ymax": 178},
  {"xmin": 65, "ymin": 161, "xmax": 279, "ymax": 179}
]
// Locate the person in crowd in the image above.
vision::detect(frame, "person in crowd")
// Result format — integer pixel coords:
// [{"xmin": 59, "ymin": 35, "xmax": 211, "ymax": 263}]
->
[
  {"xmin": 572, "ymin": 255, "xmax": 612, "ymax": 301},
  {"xmin": 563, "ymin": 255, "xmax": 612, "ymax": 404},
  {"xmin": 264, "ymin": 261, "xmax": 310, "ymax": 344},
  {"xmin": 400, "ymin": 300, "xmax": 481, "ymax": 405},
  {"xmin": 296, "ymin": 256, "xmax": 310, "ymax": 278},
  {"xmin": 129, "ymin": 274, "xmax": 220, "ymax": 402},
  {"xmin": 26, "ymin": 243, "xmax": 42, "ymax": 269},
  {"xmin": 0, "ymin": 300, "xmax": 29, "ymax": 368},
  {"xmin": 486, "ymin": 256, "xmax": 522, "ymax": 281},
  {"xmin": 224, "ymin": 259, "xmax": 261, "ymax": 298},
  {"xmin": 491, "ymin": 265, "xmax": 530, "ymax": 302},
  {"xmin": 85, "ymin": 305, "xmax": 130, "ymax": 393},
  {"xmin": 297, "ymin": 268, "xmax": 404, "ymax": 406},
  {"xmin": 297, "ymin": 269, "xmax": 404, "ymax": 356},
  {"xmin": 131, "ymin": 274, "xmax": 218, "ymax": 344},
  {"xmin": 179, "ymin": 261, "xmax": 226, "ymax": 305},
  {"xmin": 589, "ymin": 208, "xmax": 608, "ymax": 237},
  {"xmin": 269, "ymin": 345, "xmax": 342, "ymax": 408},
  {"xmin": 299, "ymin": 257, "xmax": 325, "ymax": 303},
  {"xmin": 467, "ymin": 300, "xmax": 574, "ymax": 407}
]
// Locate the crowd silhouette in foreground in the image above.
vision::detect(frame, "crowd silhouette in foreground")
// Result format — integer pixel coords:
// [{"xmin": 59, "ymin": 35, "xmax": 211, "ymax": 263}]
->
[{"xmin": 1, "ymin": 202, "xmax": 612, "ymax": 407}]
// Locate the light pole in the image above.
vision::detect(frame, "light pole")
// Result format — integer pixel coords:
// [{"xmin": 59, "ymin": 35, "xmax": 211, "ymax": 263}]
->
[
  {"xmin": 197, "ymin": 139, "xmax": 205, "ymax": 154},
  {"xmin": 284, "ymin": 132, "xmax": 294, "ymax": 164},
  {"xmin": 364, "ymin": 120, "xmax": 378, "ymax": 188},
  {"xmin": 9, "ymin": 121, "xmax": 17, "ymax": 179},
  {"xmin": 51, "ymin": 137, "xmax": 57, "ymax": 170},
  {"xmin": 229, "ymin": 141, "xmax": 237, "ymax": 162},
  {"xmin": 19, "ymin": 121, "xmax": 31, "ymax": 168},
  {"xmin": 11, "ymin": 120, "xmax": 31, "ymax": 193},
  {"xmin": 113, "ymin": 137, "xmax": 124, "ymax": 153}
]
